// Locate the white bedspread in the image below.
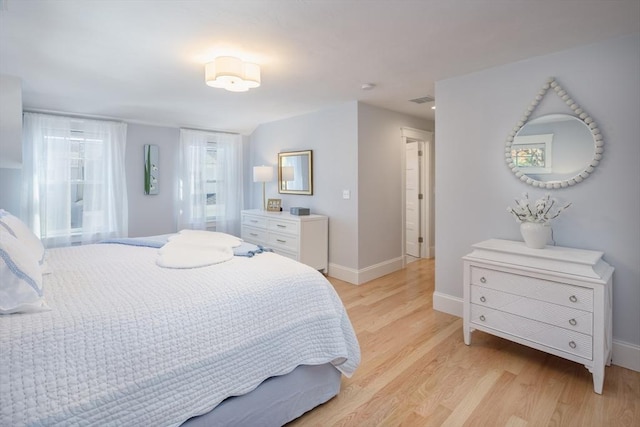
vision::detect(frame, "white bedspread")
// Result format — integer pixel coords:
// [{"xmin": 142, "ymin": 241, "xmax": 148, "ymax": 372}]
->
[{"xmin": 0, "ymin": 244, "xmax": 360, "ymax": 426}]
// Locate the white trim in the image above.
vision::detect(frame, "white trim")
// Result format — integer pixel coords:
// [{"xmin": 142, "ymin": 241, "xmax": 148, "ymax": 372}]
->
[
  {"xmin": 400, "ymin": 127, "xmax": 433, "ymax": 263},
  {"xmin": 432, "ymin": 291, "xmax": 640, "ymax": 372},
  {"xmin": 328, "ymin": 257, "xmax": 403, "ymax": 285},
  {"xmin": 612, "ymin": 340, "xmax": 640, "ymax": 372},
  {"xmin": 327, "ymin": 263, "xmax": 359, "ymax": 285},
  {"xmin": 433, "ymin": 291, "xmax": 463, "ymax": 317}
]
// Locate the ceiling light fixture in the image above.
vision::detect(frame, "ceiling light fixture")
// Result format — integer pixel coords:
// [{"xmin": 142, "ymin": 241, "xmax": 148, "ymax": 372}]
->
[{"xmin": 205, "ymin": 56, "xmax": 261, "ymax": 92}]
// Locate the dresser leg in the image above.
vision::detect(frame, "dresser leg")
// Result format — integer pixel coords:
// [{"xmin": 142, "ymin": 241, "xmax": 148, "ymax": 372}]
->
[
  {"xmin": 591, "ymin": 366, "xmax": 604, "ymax": 394},
  {"xmin": 463, "ymin": 325, "xmax": 471, "ymax": 345}
]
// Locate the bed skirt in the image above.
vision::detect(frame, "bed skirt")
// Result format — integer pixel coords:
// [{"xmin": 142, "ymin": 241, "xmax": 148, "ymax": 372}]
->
[{"xmin": 181, "ymin": 363, "xmax": 341, "ymax": 427}]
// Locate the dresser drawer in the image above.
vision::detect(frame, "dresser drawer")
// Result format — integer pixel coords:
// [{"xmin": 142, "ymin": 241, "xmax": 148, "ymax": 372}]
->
[
  {"xmin": 241, "ymin": 226, "xmax": 267, "ymax": 243},
  {"xmin": 272, "ymin": 248, "xmax": 298, "ymax": 261},
  {"xmin": 268, "ymin": 219, "xmax": 298, "ymax": 235},
  {"xmin": 470, "ymin": 285, "xmax": 593, "ymax": 335},
  {"xmin": 470, "ymin": 304, "xmax": 592, "ymax": 359},
  {"xmin": 268, "ymin": 232, "xmax": 299, "ymax": 252},
  {"xmin": 243, "ymin": 215, "xmax": 267, "ymax": 229},
  {"xmin": 470, "ymin": 266, "xmax": 593, "ymax": 311}
]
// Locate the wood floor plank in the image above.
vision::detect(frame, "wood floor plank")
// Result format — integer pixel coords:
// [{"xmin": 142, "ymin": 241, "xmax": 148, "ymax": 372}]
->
[{"xmin": 289, "ymin": 259, "xmax": 640, "ymax": 427}]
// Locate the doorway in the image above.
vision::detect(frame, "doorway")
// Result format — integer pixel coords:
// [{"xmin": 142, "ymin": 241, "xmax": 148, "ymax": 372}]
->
[{"xmin": 401, "ymin": 127, "xmax": 433, "ymax": 265}]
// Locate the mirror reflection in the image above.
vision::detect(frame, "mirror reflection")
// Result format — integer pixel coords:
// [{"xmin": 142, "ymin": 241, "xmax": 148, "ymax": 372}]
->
[
  {"xmin": 511, "ymin": 114, "xmax": 595, "ymax": 183},
  {"xmin": 278, "ymin": 150, "xmax": 313, "ymax": 195}
]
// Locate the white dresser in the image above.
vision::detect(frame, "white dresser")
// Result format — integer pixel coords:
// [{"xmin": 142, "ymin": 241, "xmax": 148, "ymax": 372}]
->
[
  {"xmin": 240, "ymin": 209, "xmax": 328, "ymax": 272},
  {"xmin": 462, "ymin": 239, "xmax": 614, "ymax": 394}
]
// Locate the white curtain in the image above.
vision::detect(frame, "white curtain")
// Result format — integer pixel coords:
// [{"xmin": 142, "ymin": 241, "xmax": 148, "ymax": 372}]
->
[
  {"xmin": 215, "ymin": 133, "xmax": 244, "ymax": 235},
  {"xmin": 22, "ymin": 112, "xmax": 128, "ymax": 247},
  {"xmin": 178, "ymin": 129, "xmax": 243, "ymax": 235},
  {"xmin": 177, "ymin": 129, "xmax": 209, "ymax": 230}
]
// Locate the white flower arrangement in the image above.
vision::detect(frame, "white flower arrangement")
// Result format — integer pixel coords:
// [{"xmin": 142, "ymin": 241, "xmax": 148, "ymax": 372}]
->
[{"xmin": 508, "ymin": 193, "xmax": 571, "ymax": 223}]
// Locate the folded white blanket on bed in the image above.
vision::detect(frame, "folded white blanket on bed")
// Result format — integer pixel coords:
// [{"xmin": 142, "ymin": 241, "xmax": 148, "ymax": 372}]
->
[
  {"xmin": 157, "ymin": 230, "xmax": 242, "ymax": 268},
  {"xmin": 169, "ymin": 230, "xmax": 243, "ymax": 247}
]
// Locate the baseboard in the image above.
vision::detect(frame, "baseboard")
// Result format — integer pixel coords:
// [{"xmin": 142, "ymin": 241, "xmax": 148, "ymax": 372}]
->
[
  {"xmin": 327, "ymin": 264, "xmax": 359, "ymax": 285},
  {"xmin": 433, "ymin": 291, "xmax": 463, "ymax": 317},
  {"xmin": 612, "ymin": 340, "xmax": 640, "ymax": 372},
  {"xmin": 328, "ymin": 257, "xmax": 403, "ymax": 285},
  {"xmin": 432, "ymin": 291, "xmax": 640, "ymax": 372}
]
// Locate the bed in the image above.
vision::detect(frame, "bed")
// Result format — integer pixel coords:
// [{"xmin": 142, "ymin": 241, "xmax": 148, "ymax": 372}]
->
[{"xmin": 0, "ymin": 226, "xmax": 360, "ymax": 426}]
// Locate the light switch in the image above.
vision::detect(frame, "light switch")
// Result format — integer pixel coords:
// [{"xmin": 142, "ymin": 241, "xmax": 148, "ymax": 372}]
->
[{"xmin": 342, "ymin": 190, "xmax": 350, "ymax": 200}]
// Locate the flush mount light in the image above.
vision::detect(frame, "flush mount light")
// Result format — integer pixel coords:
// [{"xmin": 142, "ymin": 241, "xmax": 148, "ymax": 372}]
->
[{"xmin": 205, "ymin": 56, "xmax": 261, "ymax": 92}]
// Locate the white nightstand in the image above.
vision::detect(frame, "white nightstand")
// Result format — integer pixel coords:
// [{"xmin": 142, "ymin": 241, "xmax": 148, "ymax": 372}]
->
[
  {"xmin": 241, "ymin": 209, "xmax": 328, "ymax": 272},
  {"xmin": 463, "ymin": 239, "xmax": 614, "ymax": 394}
]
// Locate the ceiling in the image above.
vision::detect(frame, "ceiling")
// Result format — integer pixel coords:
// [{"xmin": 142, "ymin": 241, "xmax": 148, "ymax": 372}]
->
[{"xmin": 1, "ymin": 0, "xmax": 638, "ymax": 135}]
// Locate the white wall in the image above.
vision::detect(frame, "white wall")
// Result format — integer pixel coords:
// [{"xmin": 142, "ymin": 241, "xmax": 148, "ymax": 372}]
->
[
  {"xmin": 0, "ymin": 74, "xmax": 23, "ymax": 214},
  {"xmin": 434, "ymin": 34, "xmax": 640, "ymax": 366},
  {"xmin": 125, "ymin": 123, "xmax": 180, "ymax": 237},
  {"xmin": 248, "ymin": 101, "xmax": 433, "ymax": 282},
  {"xmin": 357, "ymin": 103, "xmax": 434, "ymax": 268},
  {"xmin": 249, "ymin": 102, "xmax": 360, "ymax": 271}
]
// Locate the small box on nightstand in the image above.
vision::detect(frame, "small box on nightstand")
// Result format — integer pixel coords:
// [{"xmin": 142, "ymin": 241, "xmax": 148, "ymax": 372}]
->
[{"xmin": 290, "ymin": 207, "xmax": 310, "ymax": 215}]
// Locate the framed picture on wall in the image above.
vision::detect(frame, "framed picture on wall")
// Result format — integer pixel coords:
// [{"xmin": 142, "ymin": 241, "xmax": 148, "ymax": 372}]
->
[{"xmin": 144, "ymin": 144, "xmax": 159, "ymax": 195}]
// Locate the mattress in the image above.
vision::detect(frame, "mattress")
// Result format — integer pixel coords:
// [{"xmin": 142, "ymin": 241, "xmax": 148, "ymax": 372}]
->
[{"xmin": 0, "ymin": 243, "xmax": 360, "ymax": 426}]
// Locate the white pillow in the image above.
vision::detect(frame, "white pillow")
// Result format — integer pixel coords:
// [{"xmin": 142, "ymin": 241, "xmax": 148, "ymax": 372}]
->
[
  {"xmin": 0, "ymin": 231, "xmax": 49, "ymax": 314},
  {"xmin": 0, "ymin": 209, "xmax": 47, "ymax": 270}
]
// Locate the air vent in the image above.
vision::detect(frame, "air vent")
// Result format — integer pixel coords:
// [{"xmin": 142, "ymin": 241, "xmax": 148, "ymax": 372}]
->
[{"xmin": 409, "ymin": 95, "xmax": 435, "ymax": 104}]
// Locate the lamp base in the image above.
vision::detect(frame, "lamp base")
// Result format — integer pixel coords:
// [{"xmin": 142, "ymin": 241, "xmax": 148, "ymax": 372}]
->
[{"xmin": 262, "ymin": 182, "xmax": 266, "ymax": 210}]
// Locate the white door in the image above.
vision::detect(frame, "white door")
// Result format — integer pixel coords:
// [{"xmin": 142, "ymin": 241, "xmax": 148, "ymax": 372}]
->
[{"xmin": 405, "ymin": 141, "xmax": 421, "ymax": 257}]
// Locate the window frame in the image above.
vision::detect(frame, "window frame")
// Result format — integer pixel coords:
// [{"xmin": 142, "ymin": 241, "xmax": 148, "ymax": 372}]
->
[{"xmin": 511, "ymin": 133, "xmax": 553, "ymax": 174}]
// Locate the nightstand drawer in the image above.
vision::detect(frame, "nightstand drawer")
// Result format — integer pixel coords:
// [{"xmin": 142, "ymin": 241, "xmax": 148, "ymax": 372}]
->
[
  {"xmin": 470, "ymin": 266, "xmax": 593, "ymax": 311},
  {"xmin": 268, "ymin": 219, "xmax": 298, "ymax": 235},
  {"xmin": 241, "ymin": 226, "xmax": 267, "ymax": 243},
  {"xmin": 243, "ymin": 215, "xmax": 267, "ymax": 229},
  {"xmin": 268, "ymin": 233, "xmax": 299, "ymax": 251},
  {"xmin": 470, "ymin": 304, "xmax": 592, "ymax": 359},
  {"xmin": 272, "ymin": 248, "xmax": 298, "ymax": 261},
  {"xmin": 470, "ymin": 285, "xmax": 593, "ymax": 335}
]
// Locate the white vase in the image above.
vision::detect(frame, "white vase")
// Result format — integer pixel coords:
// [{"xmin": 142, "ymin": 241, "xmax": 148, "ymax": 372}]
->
[{"xmin": 520, "ymin": 222, "xmax": 551, "ymax": 249}]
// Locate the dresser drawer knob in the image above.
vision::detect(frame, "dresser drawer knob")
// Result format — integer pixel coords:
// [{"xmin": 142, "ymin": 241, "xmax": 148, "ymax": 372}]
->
[
  {"xmin": 569, "ymin": 318, "xmax": 577, "ymax": 326},
  {"xmin": 276, "ymin": 239, "xmax": 287, "ymax": 244},
  {"xmin": 479, "ymin": 315, "xmax": 486, "ymax": 322},
  {"xmin": 569, "ymin": 295, "xmax": 578, "ymax": 303},
  {"xmin": 569, "ymin": 341, "xmax": 577, "ymax": 349},
  {"xmin": 480, "ymin": 296, "xmax": 486, "ymax": 303},
  {"xmin": 250, "ymin": 233, "xmax": 258, "ymax": 237},
  {"xmin": 480, "ymin": 277, "xmax": 487, "ymax": 284}
]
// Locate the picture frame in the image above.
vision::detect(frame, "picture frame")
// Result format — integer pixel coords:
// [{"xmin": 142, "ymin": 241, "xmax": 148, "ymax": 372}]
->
[
  {"xmin": 144, "ymin": 144, "xmax": 159, "ymax": 195},
  {"xmin": 267, "ymin": 198, "xmax": 282, "ymax": 212}
]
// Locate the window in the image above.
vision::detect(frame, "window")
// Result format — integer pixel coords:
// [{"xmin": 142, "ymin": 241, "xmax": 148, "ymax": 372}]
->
[
  {"xmin": 512, "ymin": 143, "xmax": 546, "ymax": 167},
  {"xmin": 511, "ymin": 133, "xmax": 553, "ymax": 174},
  {"xmin": 22, "ymin": 113, "xmax": 128, "ymax": 247},
  {"xmin": 178, "ymin": 129, "xmax": 243, "ymax": 235},
  {"xmin": 205, "ymin": 143, "xmax": 218, "ymax": 220}
]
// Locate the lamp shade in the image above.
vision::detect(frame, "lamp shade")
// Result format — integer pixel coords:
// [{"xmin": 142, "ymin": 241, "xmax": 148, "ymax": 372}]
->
[
  {"xmin": 281, "ymin": 166, "xmax": 294, "ymax": 181},
  {"xmin": 253, "ymin": 166, "xmax": 273, "ymax": 182}
]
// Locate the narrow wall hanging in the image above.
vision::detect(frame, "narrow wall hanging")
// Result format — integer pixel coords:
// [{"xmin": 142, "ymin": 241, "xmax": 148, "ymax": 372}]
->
[{"xmin": 144, "ymin": 144, "xmax": 159, "ymax": 195}]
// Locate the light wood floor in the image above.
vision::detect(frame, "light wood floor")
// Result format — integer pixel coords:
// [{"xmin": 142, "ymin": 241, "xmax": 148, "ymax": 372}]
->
[{"xmin": 289, "ymin": 258, "xmax": 640, "ymax": 427}]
